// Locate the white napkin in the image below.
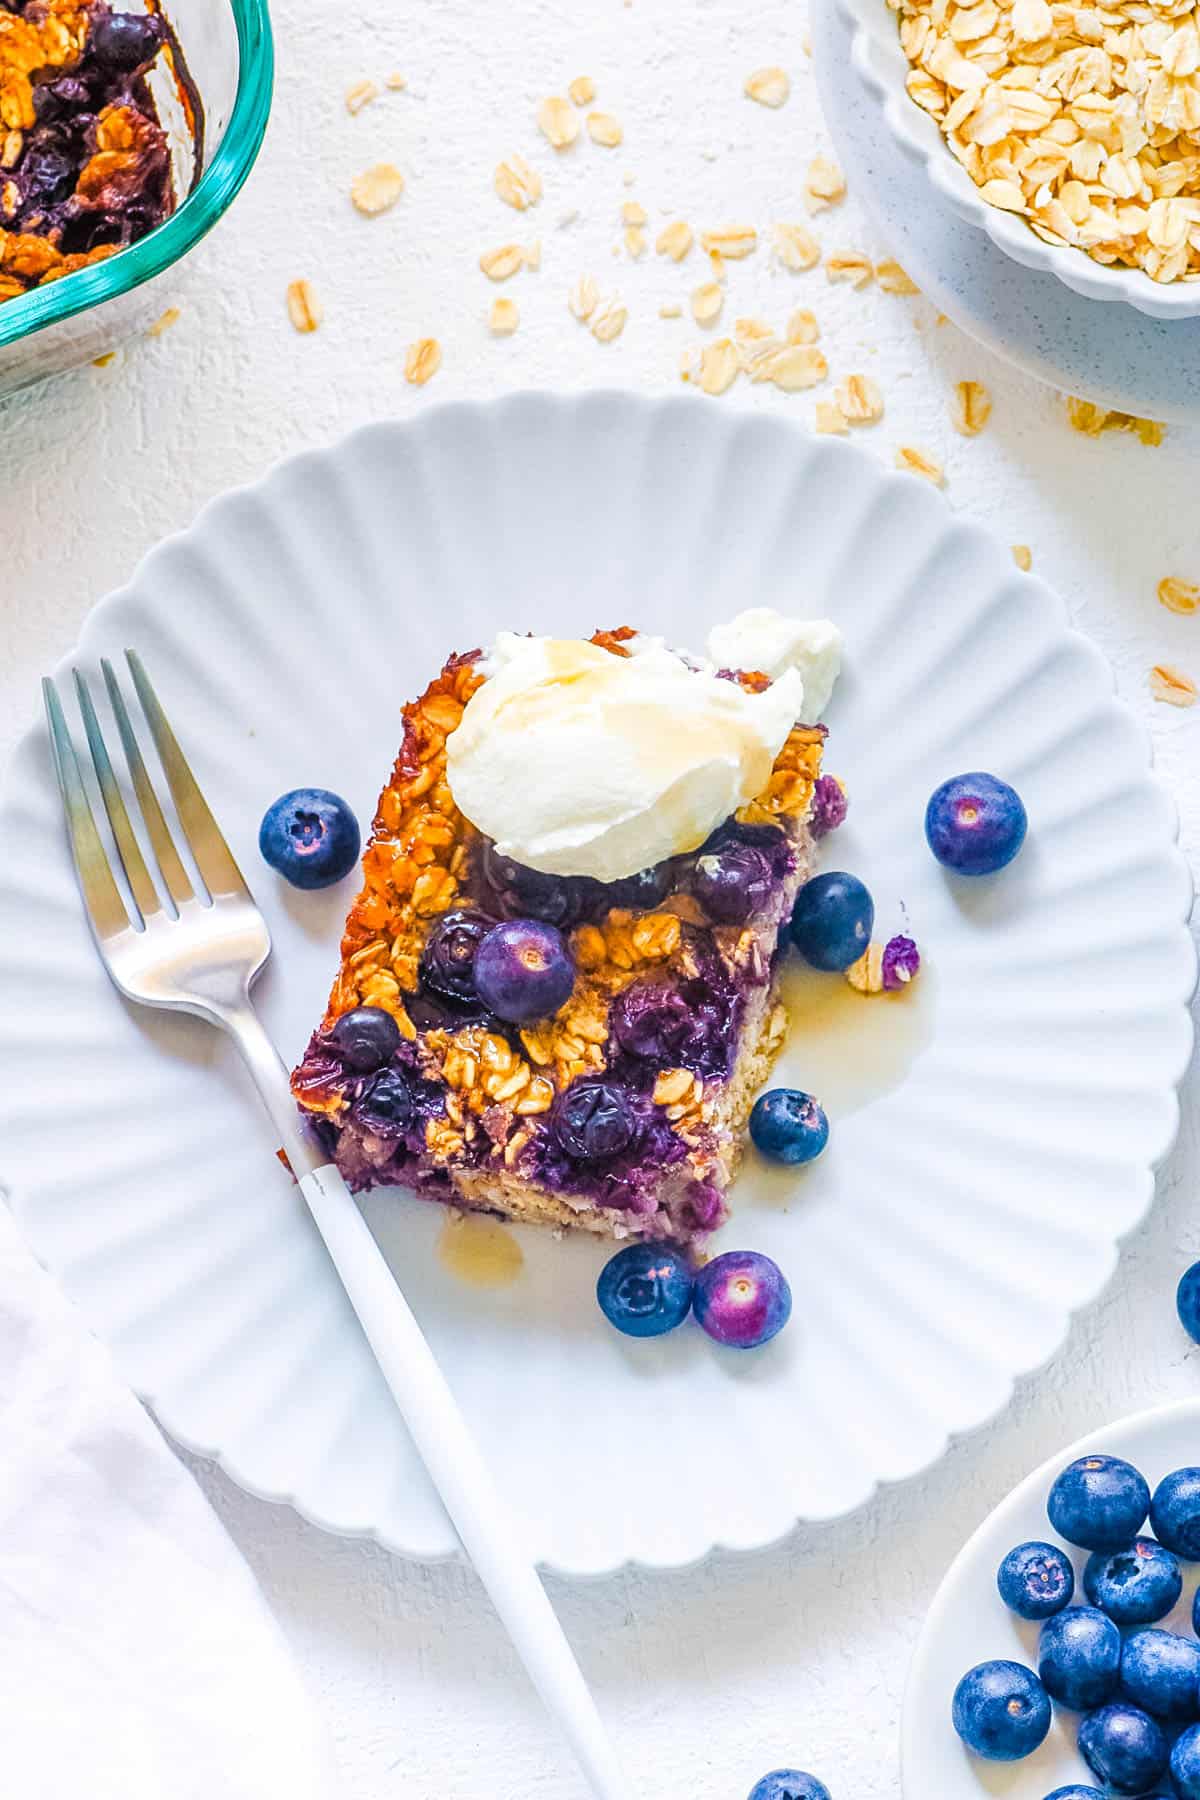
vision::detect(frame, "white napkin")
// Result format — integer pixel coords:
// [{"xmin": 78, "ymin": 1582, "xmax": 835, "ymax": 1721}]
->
[{"xmin": 0, "ymin": 1202, "xmax": 334, "ymax": 1800}]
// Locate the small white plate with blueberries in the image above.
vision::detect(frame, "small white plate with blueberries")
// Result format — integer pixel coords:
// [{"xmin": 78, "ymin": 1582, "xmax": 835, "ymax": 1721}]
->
[{"xmin": 907, "ymin": 1388, "xmax": 1200, "ymax": 1798}]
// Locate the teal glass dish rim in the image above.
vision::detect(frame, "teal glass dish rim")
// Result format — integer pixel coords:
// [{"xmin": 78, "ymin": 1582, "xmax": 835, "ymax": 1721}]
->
[{"xmin": 0, "ymin": 0, "xmax": 274, "ymax": 351}]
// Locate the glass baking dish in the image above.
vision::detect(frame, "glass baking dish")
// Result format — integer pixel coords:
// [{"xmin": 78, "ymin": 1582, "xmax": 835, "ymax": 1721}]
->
[{"xmin": 0, "ymin": 0, "xmax": 272, "ymax": 397}]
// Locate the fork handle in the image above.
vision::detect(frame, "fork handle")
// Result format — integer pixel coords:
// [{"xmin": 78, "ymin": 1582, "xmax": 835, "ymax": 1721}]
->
[{"xmin": 298, "ymin": 1163, "xmax": 631, "ymax": 1800}]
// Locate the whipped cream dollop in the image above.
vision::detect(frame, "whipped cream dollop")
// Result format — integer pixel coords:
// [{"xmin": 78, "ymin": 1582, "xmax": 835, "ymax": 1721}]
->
[{"xmin": 706, "ymin": 608, "xmax": 842, "ymax": 719}]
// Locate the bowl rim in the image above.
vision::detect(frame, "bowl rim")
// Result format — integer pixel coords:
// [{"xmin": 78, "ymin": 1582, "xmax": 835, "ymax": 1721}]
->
[
  {"xmin": 839, "ymin": 0, "xmax": 1200, "ymax": 322},
  {"xmin": 0, "ymin": 0, "xmax": 274, "ymax": 351}
]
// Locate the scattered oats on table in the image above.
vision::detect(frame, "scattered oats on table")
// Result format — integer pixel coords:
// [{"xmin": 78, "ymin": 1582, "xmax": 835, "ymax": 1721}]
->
[
  {"xmin": 587, "ymin": 112, "xmax": 624, "ymax": 147},
  {"xmin": 489, "ymin": 297, "xmax": 519, "ymax": 336},
  {"xmin": 1160, "ymin": 577, "xmax": 1200, "ymax": 614},
  {"xmin": 1012, "ymin": 544, "xmax": 1033, "ymax": 571},
  {"xmin": 804, "ymin": 155, "xmax": 846, "ymax": 212},
  {"xmin": 147, "ymin": 307, "xmax": 180, "ymax": 337},
  {"xmin": 826, "ymin": 250, "xmax": 874, "ymax": 288},
  {"xmin": 624, "ymin": 225, "xmax": 647, "ymax": 257},
  {"xmin": 701, "ymin": 226, "xmax": 757, "ymax": 259},
  {"xmin": 876, "ymin": 258, "xmax": 919, "ymax": 294},
  {"xmin": 1067, "ymin": 397, "xmax": 1165, "ymax": 445},
  {"xmin": 754, "ymin": 344, "xmax": 829, "ymax": 390},
  {"xmin": 692, "ymin": 280, "xmax": 724, "ymax": 324},
  {"xmin": 787, "ymin": 307, "xmax": 820, "ymax": 343},
  {"xmin": 744, "ymin": 66, "xmax": 791, "ymax": 107},
  {"xmin": 659, "ymin": 301, "xmax": 683, "ymax": 318},
  {"xmin": 952, "ymin": 379, "xmax": 992, "ymax": 435},
  {"xmin": 568, "ymin": 75, "xmax": 596, "ymax": 106},
  {"xmin": 344, "ymin": 77, "xmax": 378, "ymax": 115},
  {"xmin": 816, "ymin": 400, "xmax": 849, "ymax": 434},
  {"xmin": 590, "ymin": 298, "xmax": 628, "ymax": 342},
  {"xmin": 538, "ymin": 96, "xmax": 579, "ymax": 149},
  {"xmin": 836, "ymin": 372, "xmax": 884, "ymax": 423},
  {"xmin": 1150, "ymin": 663, "xmax": 1198, "ymax": 706},
  {"xmin": 656, "ymin": 219, "xmax": 693, "ymax": 260},
  {"xmin": 773, "ymin": 222, "xmax": 821, "ymax": 270},
  {"xmin": 285, "ymin": 280, "xmax": 322, "ymax": 333},
  {"xmin": 384, "ymin": 72, "xmax": 406, "ymax": 90},
  {"xmin": 479, "ymin": 243, "xmax": 526, "ymax": 281},
  {"xmin": 699, "ymin": 338, "xmax": 740, "ymax": 394},
  {"xmin": 350, "ymin": 163, "xmax": 404, "ymax": 216},
  {"xmin": 622, "ymin": 201, "xmax": 648, "ymax": 227},
  {"xmin": 495, "ymin": 154, "xmax": 542, "ymax": 212},
  {"xmin": 569, "ymin": 275, "xmax": 599, "ymax": 320},
  {"xmin": 895, "ymin": 444, "xmax": 945, "ymax": 485},
  {"xmin": 404, "ymin": 338, "xmax": 441, "ymax": 385}
]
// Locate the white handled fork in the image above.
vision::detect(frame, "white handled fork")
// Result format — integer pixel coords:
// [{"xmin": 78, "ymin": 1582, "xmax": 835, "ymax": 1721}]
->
[{"xmin": 44, "ymin": 651, "xmax": 630, "ymax": 1800}]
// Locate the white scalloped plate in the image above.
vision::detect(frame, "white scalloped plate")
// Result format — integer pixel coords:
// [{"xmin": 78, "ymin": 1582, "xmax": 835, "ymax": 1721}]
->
[
  {"xmin": 0, "ymin": 395, "xmax": 1193, "ymax": 1574},
  {"xmin": 837, "ymin": 0, "xmax": 1200, "ymax": 320},
  {"xmin": 903, "ymin": 1399, "xmax": 1200, "ymax": 1795}
]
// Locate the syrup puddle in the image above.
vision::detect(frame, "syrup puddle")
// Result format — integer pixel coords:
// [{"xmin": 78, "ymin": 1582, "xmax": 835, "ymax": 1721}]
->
[
  {"xmin": 771, "ymin": 957, "xmax": 937, "ymax": 1119},
  {"xmin": 437, "ymin": 1212, "xmax": 525, "ymax": 1288}
]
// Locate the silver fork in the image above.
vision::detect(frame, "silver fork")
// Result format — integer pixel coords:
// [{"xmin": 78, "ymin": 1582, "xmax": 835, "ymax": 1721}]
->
[{"xmin": 44, "ymin": 653, "xmax": 630, "ymax": 1800}]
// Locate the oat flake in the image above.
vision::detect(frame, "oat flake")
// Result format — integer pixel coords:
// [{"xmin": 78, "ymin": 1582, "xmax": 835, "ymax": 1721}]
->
[
  {"xmin": 691, "ymin": 280, "xmax": 724, "ymax": 325},
  {"xmin": 539, "ymin": 96, "xmax": 579, "ymax": 149},
  {"xmin": 405, "ymin": 338, "xmax": 441, "ymax": 385},
  {"xmin": 1159, "ymin": 577, "xmax": 1200, "ymax": 614},
  {"xmin": 895, "ymin": 444, "xmax": 945, "ymax": 485},
  {"xmin": 1150, "ymin": 663, "xmax": 1198, "ymax": 706},
  {"xmin": 351, "ymin": 163, "xmax": 405, "ymax": 216},
  {"xmin": 1012, "ymin": 544, "xmax": 1033, "ymax": 572},
  {"xmin": 699, "ymin": 339, "xmax": 739, "ymax": 395},
  {"xmin": 952, "ymin": 380, "xmax": 992, "ymax": 435},
  {"xmin": 489, "ymin": 298, "xmax": 519, "ymax": 336},
  {"xmin": 745, "ymin": 66, "xmax": 791, "ymax": 107},
  {"xmin": 285, "ymin": 281, "xmax": 322, "ymax": 333},
  {"xmin": 773, "ymin": 222, "xmax": 821, "ymax": 271},
  {"xmin": 587, "ymin": 112, "xmax": 624, "ymax": 147}
]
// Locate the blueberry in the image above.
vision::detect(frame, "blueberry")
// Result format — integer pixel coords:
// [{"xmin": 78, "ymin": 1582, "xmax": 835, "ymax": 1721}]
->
[
  {"xmin": 328, "ymin": 1006, "xmax": 401, "ymax": 1074},
  {"xmin": 474, "ymin": 920, "xmax": 575, "ymax": 1023},
  {"xmin": 749, "ymin": 1089, "xmax": 829, "ymax": 1166},
  {"xmin": 1119, "ymin": 1628, "xmax": 1200, "ymax": 1721},
  {"xmin": 1038, "ymin": 1607, "xmax": 1122, "ymax": 1711},
  {"xmin": 1078, "ymin": 1703, "xmax": 1168, "ymax": 1795},
  {"xmin": 1178, "ymin": 1263, "xmax": 1200, "ymax": 1345},
  {"xmin": 259, "ymin": 788, "xmax": 360, "ymax": 890},
  {"xmin": 607, "ymin": 862, "xmax": 674, "ymax": 912},
  {"xmin": 809, "ymin": 774, "xmax": 847, "ymax": 838},
  {"xmin": 746, "ymin": 1775, "xmax": 831, "ymax": 1800},
  {"xmin": 352, "ymin": 1067, "xmax": 413, "ymax": 1135},
  {"xmin": 419, "ymin": 910, "xmax": 493, "ymax": 1005},
  {"xmin": 693, "ymin": 1250, "xmax": 791, "ymax": 1350},
  {"xmin": 1084, "ymin": 1540, "xmax": 1182, "ymax": 1627},
  {"xmin": 925, "ymin": 771, "xmax": 1027, "ymax": 876},
  {"xmin": 789, "ymin": 872, "xmax": 874, "ymax": 972},
  {"xmin": 1048, "ymin": 1455, "xmax": 1151, "ymax": 1551},
  {"xmin": 20, "ymin": 144, "xmax": 75, "ymax": 209},
  {"xmin": 1172, "ymin": 1723, "xmax": 1200, "ymax": 1799},
  {"xmin": 690, "ymin": 842, "xmax": 776, "ymax": 924},
  {"xmin": 1151, "ymin": 1467, "xmax": 1200, "ymax": 1560},
  {"xmin": 951, "ymin": 1660, "xmax": 1051, "ymax": 1761},
  {"xmin": 596, "ymin": 1243, "xmax": 694, "ymax": 1339},
  {"xmin": 88, "ymin": 9, "xmax": 163, "ymax": 71},
  {"xmin": 997, "ymin": 1541, "xmax": 1075, "ymax": 1621},
  {"xmin": 610, "ymin": 979, "xmax": 693, "ymax": 1062},
  {"xmin": 1041, "ymin": 1790, "xmax": 1106, "ymax": 1799},
  {"xmin": 481, "ymin": 844, "xmax": 594, "ymax": 928},
  {"xmin": 554, "ymin": 1080, "xmax": 640, "ymax": 1162}
]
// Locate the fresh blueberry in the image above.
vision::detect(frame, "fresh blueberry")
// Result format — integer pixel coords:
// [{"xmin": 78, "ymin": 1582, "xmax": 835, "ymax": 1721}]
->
[
  {"xmin": 1041, "ymin": 1790, "xmax": 1106, "ymax": 1799},
  {"xmin": 693, "ymin": 1250, "xmax": 791, "ymax": 1350},
  {"xmin": 88, "ymin": 9, "xmax": 163, "ymax": 70},
  {"xmin": 596, "ymin": 1243, "xmax": 694, "ymax": 1339},
  {"xmin": 809, "ymin": 774, "xmax": 847, "ymax": 838},
  {"xmin": 925, "ymin": 771, "xmax": 1027, "ymax": 876},
  {"xmin": 474, "ymin": 920, "xmax": 576, "ymax": 1023},
  {"xmin": 1172, "ymin": 1723, "xmax": 1200, "ymax": 1799},
  {"xmin": 419, "ymin": 910, "xmax": 493, "ymax": 1005},
  {"xmin": 690, "ymin": 842, "xmax": 777, "ymax": 924},
  {"xmin": 1119, "ymin": 1628, "xmax": 1200, "ymax": 1721},
  {"xmin": 951, "ymin": 1660, "xmax": 1051, "ymax": 1761},
  {"xmin": 1048, "ymin": 1455, "xmax": 1151, "ymax": 1551},
  {"xmin": 1151, "ymin": 1467, "xmax": 1200, "ymax": 1560},
  {"xmin": 789, "ymin": 871, "xmax": 874, "ymax": 972},
  {"xmin": 1179, "ymin": 1263, "xmax": 1200, "ymax": 1345},
  {"xmin": 1085, "ymin": 1540, "xmax": 1182, "ymax": 1627},
  {"xmin": 881, "ymin": 934, "xmax": 921, "ymax": 991},
  {"xmin": 1038, "ymin": 1607, "xmax": 1122, "ymax": 1711},
  {"xmin": 328, "ymin": 1006, "xmax": 401, "ymax": 1074},
  {"xmin": 259, "ymin": 788, "xmax": 360, "ymax": 890},
  {"xmin": 997, "ymin": 1541, "xmax": 1075, "ymax": 1621},
  {"xmin": 554, "ymin": 1080, "xmax": 640, "ymax": 1162},
  {"xmin": 351, "ymin": 1067, "xmax": 413, "ymax": 1135},
  {"xmin": 746, "ymin": 1775, "xmax": 831, "ymax": 1800},
  {"xmin": 749, "ymin": 1089, "xmax": 829, "ymax": 1166},
  {"xmin": 1078, "ymin": 1703, "xmax": 1168, "ymax": 1795}
]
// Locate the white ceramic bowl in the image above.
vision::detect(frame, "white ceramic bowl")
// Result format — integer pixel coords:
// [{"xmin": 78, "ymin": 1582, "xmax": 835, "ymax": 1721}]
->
[{"xmin": 838, "ymin": 0, "xmax": 1200, "ymax": 321}]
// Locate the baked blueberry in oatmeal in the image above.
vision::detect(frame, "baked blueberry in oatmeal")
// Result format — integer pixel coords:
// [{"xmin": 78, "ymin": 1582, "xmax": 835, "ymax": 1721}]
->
[
  {"xmin": 291, "ymin": 619, "xmax": 843, "ymax": 1252},
  {"xmin": 0, "ymin": 0, "xmax": 179, "ymax": 306}
]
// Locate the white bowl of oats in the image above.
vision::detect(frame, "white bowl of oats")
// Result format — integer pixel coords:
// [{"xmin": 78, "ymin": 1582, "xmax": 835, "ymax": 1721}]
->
[{"xmin": 841, "ymin": 0, "xmax": 1200, "ymax": 318}]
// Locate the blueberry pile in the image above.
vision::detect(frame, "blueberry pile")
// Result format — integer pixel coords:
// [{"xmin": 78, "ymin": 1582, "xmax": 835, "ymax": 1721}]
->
[
  {"xmin": 954, "ymin": 1451, "xmax": 1200, "ymax": 1797},
  {"xmin": 596, "ymin": 1244, "xmax": 792, "ymax": 1351}
]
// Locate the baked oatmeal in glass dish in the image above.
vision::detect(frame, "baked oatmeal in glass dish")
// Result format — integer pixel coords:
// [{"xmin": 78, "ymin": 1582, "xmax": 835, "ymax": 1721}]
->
[
  {"xmin": 291, "ymin": 613, "xmax": 846, "ymax": 1255},
  {"xmin": 0, "ymin": 0, "xmax": 178, "ymax": 305}
]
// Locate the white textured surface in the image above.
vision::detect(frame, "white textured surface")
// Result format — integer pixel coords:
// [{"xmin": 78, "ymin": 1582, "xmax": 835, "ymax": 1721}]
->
[{"xmin": 2, "ymin": 2, "xmax": 1200, "ymax": 1796}]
